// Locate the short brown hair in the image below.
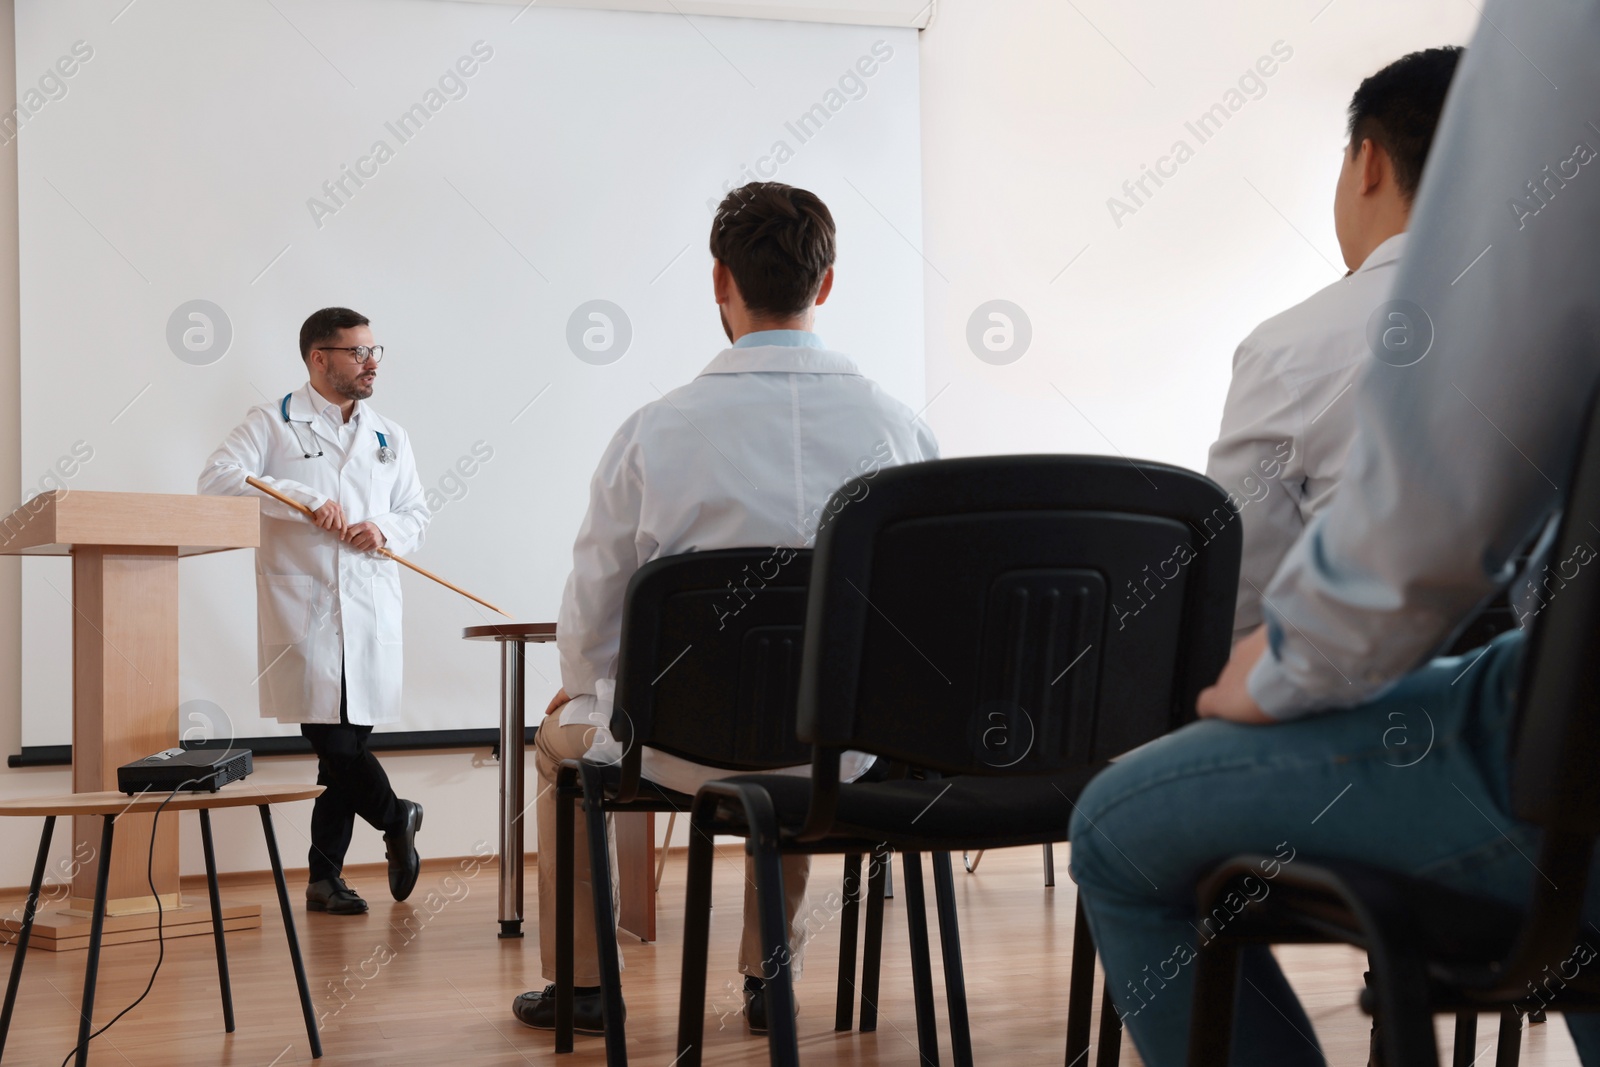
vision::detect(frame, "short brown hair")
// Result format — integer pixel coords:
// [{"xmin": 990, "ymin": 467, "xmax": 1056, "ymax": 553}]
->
[
  {"xmin": 709, "ymin": 183, "xmax": 836, "ymax": 318},
  {"xmin": 299, "ymin": 307, "xmax": 369, "ymax": 361}
]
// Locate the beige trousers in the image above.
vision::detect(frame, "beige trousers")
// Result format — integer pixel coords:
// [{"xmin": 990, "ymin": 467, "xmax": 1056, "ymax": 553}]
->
[{"xmin": 535, "ymin": 720, "xmax": 812, "ymax": 985}]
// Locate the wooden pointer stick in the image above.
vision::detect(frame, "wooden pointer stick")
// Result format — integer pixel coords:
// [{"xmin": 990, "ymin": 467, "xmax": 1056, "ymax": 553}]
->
[{"xmin": 245, "ymin": 475, "xmax": 514, "ymax": 619}]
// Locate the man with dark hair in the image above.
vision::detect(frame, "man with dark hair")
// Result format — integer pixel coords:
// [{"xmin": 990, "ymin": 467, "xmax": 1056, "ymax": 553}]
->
[
  {"xmin": 1071, "ymin": 2, "xmax": 1600, "ymax": 1060},
  {"xmin": 200, "ymin": 307, "xmax": 429, "ymax": 915},
  {"xmin": 512, "ymin": 182, "xmax": 937, "ymax": 1035},
  {"xmin": 1206, "ymin": 46, "xmax": 1462, "ymax": 641}
]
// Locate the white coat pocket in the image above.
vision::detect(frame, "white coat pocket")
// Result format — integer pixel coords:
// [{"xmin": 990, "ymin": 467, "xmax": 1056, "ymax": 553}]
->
[
  {"xmin": 372, "ymin": 575, "xmax": 404, "ymax": 645},
  {"xmin": 257, "ymin": 574, "xmax": 315, "ymax": 645}
]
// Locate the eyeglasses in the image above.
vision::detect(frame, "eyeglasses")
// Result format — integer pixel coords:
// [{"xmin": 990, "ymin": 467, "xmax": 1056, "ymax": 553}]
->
[{"xmin": 317, "ymin": 345, "xmax": 385, "ymax": 365}]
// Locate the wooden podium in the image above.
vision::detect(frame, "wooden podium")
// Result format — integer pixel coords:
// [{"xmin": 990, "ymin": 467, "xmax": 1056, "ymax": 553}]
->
[{"xmin": 0, "ymin": 490, "xmax": 261, "ymax": 949}]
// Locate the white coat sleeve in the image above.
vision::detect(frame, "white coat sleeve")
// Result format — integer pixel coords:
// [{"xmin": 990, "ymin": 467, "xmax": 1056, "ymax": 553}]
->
[
  {"xmin": 557, "ymin": 418, "xmax": 647, "ymax": 703},
  {"xmin": 197, "ymin": 406, "xmax": 331, "ymax": 520},
  {"xmin": 367, "ymin": 427, "xmax": 430, "ymax": 557},
  {"xmin": 1204, "ymin": 337, "xmax": 1307, "ymax": 643}
]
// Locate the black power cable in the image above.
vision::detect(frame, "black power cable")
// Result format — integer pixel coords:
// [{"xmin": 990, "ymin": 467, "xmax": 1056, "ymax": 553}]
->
[{"xmin": 58, "ymin": 778, "xmax": 200, "ymax": 1067}]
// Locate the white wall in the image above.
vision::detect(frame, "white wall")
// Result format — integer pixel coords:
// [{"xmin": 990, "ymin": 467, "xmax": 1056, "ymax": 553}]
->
[
  {"xmin": 0, "ymin": 0, "xmax": 1483, "ymax": 888},
  {"xmin": 917, "ymin": 0, "xmax": 1476, "ymax": 467}
]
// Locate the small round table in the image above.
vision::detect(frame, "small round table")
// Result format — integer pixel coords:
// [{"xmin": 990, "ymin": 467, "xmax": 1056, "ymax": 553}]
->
[
  {"xmin": 463, "ymin": 622, "xmax": 556, "ymax": 939},
  {"xmin": 0, "ymin": 783, "xmax": 325, "ymax": 1064}
]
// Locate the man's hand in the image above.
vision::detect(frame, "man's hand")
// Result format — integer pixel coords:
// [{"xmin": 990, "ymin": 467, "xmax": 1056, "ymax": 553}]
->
[
  {"xmin": 343, "ymin": 521, "xmax": 387, "ymax": 553},
  {"xmin": 311, "ymin": 499, "xmax": 346, "ymax": 533},
  {"xmin": 545, "ymin": 688, "xmax": 572, "ymax": 717},
  {"xmin": 1197, "ymin": 626, "xmax": 1276, "ymax": 724}
]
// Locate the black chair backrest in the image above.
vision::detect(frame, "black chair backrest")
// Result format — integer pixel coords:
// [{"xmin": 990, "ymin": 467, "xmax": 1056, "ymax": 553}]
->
[
  {"xmin": 1490, "ymin": 388, "xmax": 1600, "ymax": 988},
  {"xmin": 797, "ymin": 455, "xmax": 1240, "ymax": 781},
  {"xmin": 1513, "ymin": 390, "xmax": 1600, "ymax": 836},
  {"xmin": 610, "ymin": 549, "xmax": 814, "ymax": 796}
]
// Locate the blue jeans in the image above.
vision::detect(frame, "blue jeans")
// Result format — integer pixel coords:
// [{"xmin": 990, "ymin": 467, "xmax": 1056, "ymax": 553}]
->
[{"xmin": 1069, "ymin": 630, "xmax": 1600, "ymax": 1066}]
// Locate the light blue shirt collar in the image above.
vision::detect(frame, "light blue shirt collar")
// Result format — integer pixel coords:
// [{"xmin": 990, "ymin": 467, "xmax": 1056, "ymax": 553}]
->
[{"xmin": 732, "ymin": 330, "xmax": 826, "ymax": 349}]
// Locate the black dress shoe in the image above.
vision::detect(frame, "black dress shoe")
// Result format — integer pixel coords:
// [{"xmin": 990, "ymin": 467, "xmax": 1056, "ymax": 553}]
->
[
  {"xmin": 306, "ymin": 878, "xmax": 368, "ymax": 915},
  {"xmin": 384, "ymin": 799, "xmax": 424, "ymax": 901},
  {"xmin": 512, "ymin": 984, "xmax": 621, "ymax": 1035},
  {"xmin": 744, "ymin": 976, "xmax": 798, "ymax": 1034},
  {"xmin": 745, "ymin": 976, "xmax": 767, "ymax": 1033}
]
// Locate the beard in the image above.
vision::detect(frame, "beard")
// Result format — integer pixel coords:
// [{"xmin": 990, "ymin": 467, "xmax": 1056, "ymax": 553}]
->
[
  {"xmin": 719, "ymin": 307, "xmax": 733, "ymax": 343},
  {"xmin": 330, "ymin": 366, "xmax": 375, "ymax": 401}
]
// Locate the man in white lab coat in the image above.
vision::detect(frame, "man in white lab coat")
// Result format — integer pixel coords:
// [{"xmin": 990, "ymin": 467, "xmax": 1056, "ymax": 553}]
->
[
  {"xmin": 1206, "ymin": 47, "xmax": 1461, "ymax": 642},
  {"xmin": 512, "ymin": 183, "xmax": 938, "ymax": 1035},
  {"xmin": 199, "ymin": 307, "xmax": 431, "ymax": 915}
]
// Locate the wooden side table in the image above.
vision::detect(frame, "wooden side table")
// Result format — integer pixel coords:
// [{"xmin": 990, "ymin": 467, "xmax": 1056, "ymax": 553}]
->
[{"xmin": 0, "ymin": 783, "xmax": 324, "ymax": 1065}]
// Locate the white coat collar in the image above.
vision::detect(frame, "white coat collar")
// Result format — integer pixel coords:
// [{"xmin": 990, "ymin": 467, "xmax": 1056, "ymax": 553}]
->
[
  {"xmin": 1352, "ymin": 231, "xmax": 1407, "ymax": 275},
  {"xmin": 282, "ymin": 382, "xmax": 390, "ymax": 435},
  {"xmin": 697, "ymin": 345, "xmax": 863, "ymax": 378}
]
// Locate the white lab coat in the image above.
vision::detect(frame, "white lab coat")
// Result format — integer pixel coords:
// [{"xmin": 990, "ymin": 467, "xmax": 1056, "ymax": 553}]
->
[
  {"xmin": 557, "ymin": 341, "xmax": 939, "ymax": 794},
  {"xmin": 198, "ymin": 383, "xmax": 430, "ymax": 725},
  {"xmin": 1205, "ymin": 232, "xmax": 1407, "ymax": 643}
]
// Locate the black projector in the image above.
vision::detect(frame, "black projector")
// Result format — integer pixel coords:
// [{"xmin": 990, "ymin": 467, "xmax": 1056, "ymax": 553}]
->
[{"xmin": 118, "ymin": 747, "xmax": 254, "ymax": 795}]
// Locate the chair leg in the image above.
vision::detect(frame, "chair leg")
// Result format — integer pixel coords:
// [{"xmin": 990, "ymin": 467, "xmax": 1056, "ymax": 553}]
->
[
  {"xmin": 1044, "ymin": 843, "xmax": 1056, "ymax": 887},
  {"xmin": 1495, "ymin": 1008, "xmax": 1523, "ymax": 1067},
  {"xmin": 1365, "ymin": 971, "xmax": 1386, "ymax": 1067},
  {"xmin": 1065, "ymin": 895, "xmax": 1097, "ymax": 1066},
  {"xmin": 1452, "ymin": 1010, "xmax": 1477, "ymax": 1067},
  {"xmin": 259, "ymin": 805, "xmax": 323, "ymax": 1059},
  {"xmin": 1094, "ymin": 977, "xmax": 1122, "ymax": 1067},
  {"xmin": 741, "ymin": 794, "xmax": 800, "ymax": 1067},
  {"xmin": 673, "ymin": 795, "xmax": 721, "ymax": 1067},
  {"xmin": 1373, "ymin": 956, "xmax": 1440, "ymax": 1067},
  {"xmin": 964, "ymin": 850, "xmax": 983, "ymax": 874},
  {"xmin": 931, "ymin": 852, "xmax": 974, "ymax": 1067},
  {"xmin": 1185, "ymin": 934, "xmax": 1240, "ymax": 1067},
  {"xmin": 73, "ymin": 814, "xmax": 116, "ymax": 1067},
  {"xmin": 0, "ymin": 814, "xmax": 55, "ymax": 1060},
  {"xmin": 884, "ymin": 859, "xmax": 895, "ymax": 899},
  {"xmin": 901, "ymin": 851, "xmax": 942, "ymax": 1066},
  {"xmin": 198, "ymin": 809, "xmax": 236, "ymax": 1033},
  {"xmin": 577, "ymin": 764, "xmax": 628, "ymax": 1067},
  {"xmin": 835, "ymin": 853, "xmax": 864, "ymax": 1031},
  {"xmin": 555, "ymin": 766, "xmax": 577, "ymax": 1054},
  {"xmin": 860, "ymin": 845, "xmax": 890, "ymax": 1033}
]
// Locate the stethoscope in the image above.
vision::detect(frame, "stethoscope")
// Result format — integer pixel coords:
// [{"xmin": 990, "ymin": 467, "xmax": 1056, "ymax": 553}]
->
[{"xmin": 280, "ymin": 393, "xmax": 395, "ymax": 463}]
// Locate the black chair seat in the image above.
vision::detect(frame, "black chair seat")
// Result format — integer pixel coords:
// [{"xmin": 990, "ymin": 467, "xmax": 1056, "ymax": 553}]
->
[
  {"xmin": 1215, "ymin": 855, "xmax": 1600, "ymax": 1017},
  {"xmin": 703, "ymin": 769, "xmax": 1103, "ymax": 852},
  {"xmin": 1202, "ymin": 855, "xmax": 1527, "ymax": 965},
  {"xmin": 569, "ymin": 759, "xmax": 695, "ymax": 812}
]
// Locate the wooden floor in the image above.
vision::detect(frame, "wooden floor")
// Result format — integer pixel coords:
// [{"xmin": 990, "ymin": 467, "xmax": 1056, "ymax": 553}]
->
[{"xmin": 0, "ymin": 847, "xmax": 1583, "ymax": 1065}]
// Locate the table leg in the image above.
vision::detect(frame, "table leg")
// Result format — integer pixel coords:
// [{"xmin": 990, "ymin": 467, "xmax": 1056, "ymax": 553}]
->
[
  {"xmin": 75, "ymin": 814, "xmax": 116, "ymax": 1067},
  {"xmin": 198, "ymin": 809, "xmax": 235, "ymax": 1032},
  {"xmin": 259, "ymin": 806, "xmax": 322, "ymax": 1059},
  {"xmin": 0, "ymin": 815, "xmax": 56, "ymax": 1059},
  {"xmin": 499, "ymin": 639, "xmax": 526, "ymax": 939},
  {"xmin": 615, "ymin": 812, "xmax": 655, "ymax": 942}
]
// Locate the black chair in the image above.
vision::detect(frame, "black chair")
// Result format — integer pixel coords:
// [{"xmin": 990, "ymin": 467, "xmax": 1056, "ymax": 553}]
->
[
  {"xmin": 550, "ymin": 548, "xmax": 890, "ymax": 1066},
  {"xmin": 672, "ymin": 454, "xmax": 1241, "ymax": 1067},
  {"xmin": 1187, "ymin": 389, "xmax": 1600, "ymax": 1067}
]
